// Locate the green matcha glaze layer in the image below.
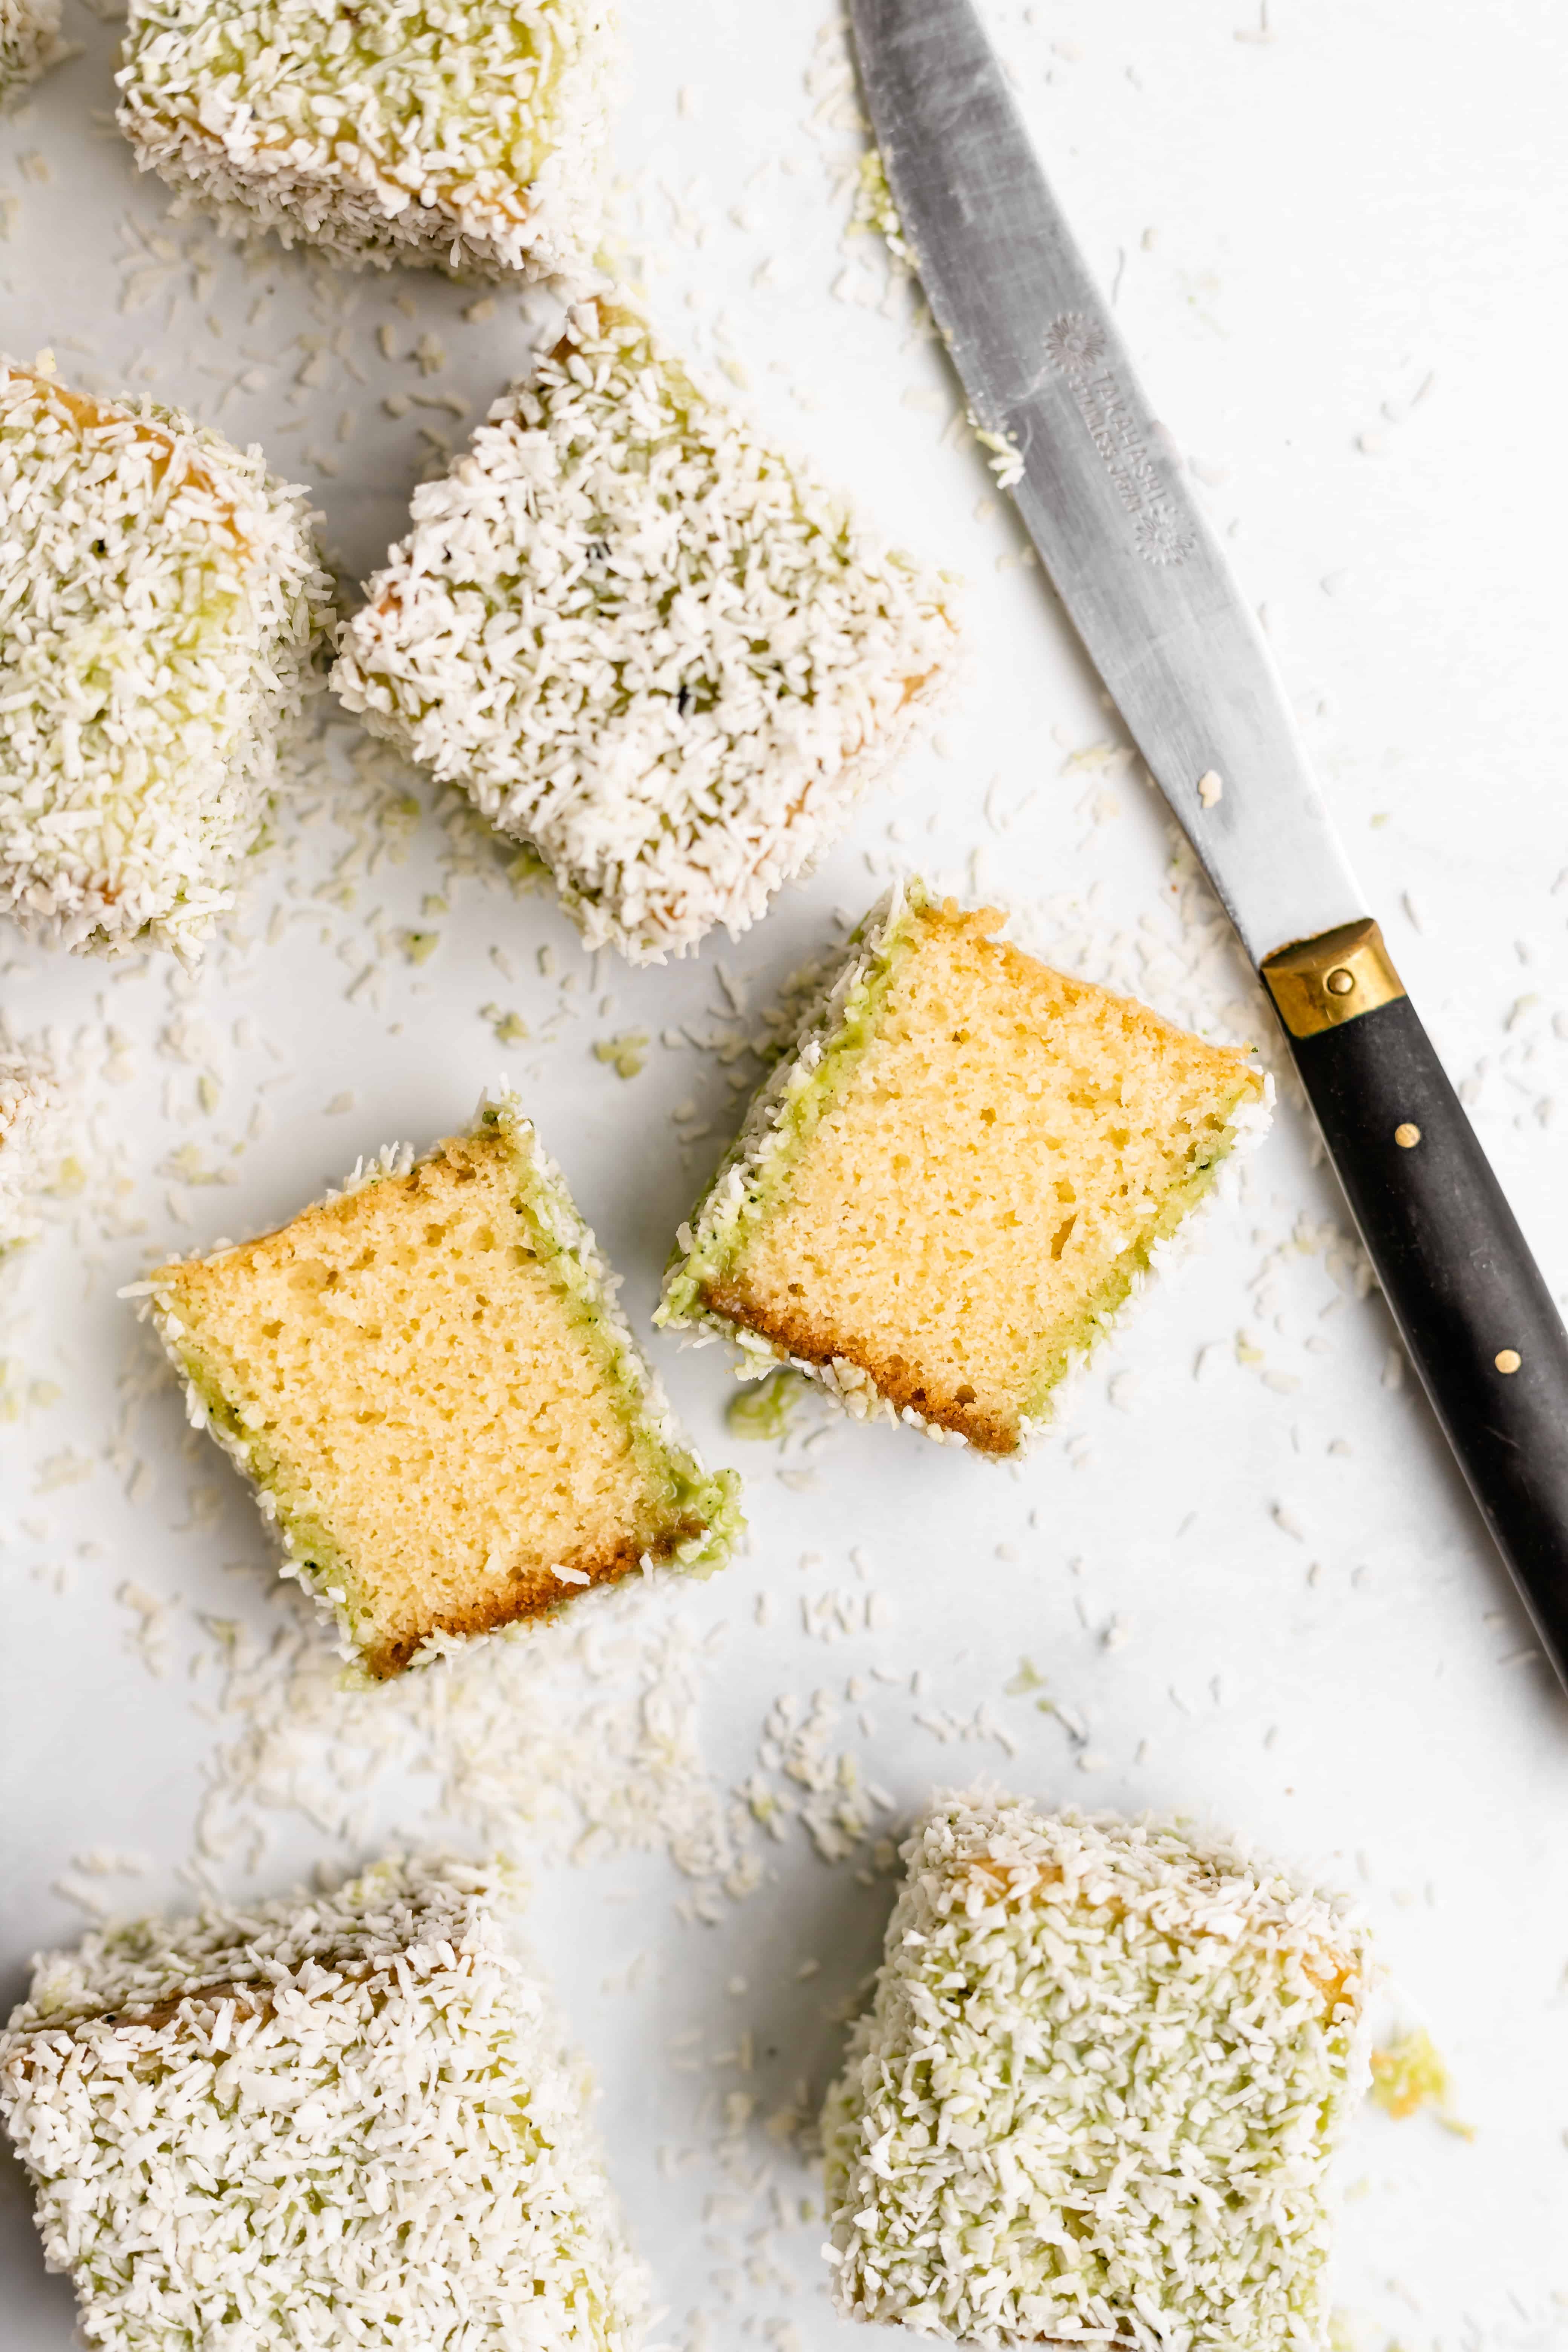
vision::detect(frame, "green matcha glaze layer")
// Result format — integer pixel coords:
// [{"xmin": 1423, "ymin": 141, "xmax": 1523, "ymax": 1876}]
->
[
  {"xmin": 1014, "ymin": 1071, "xmax": 1266, "ymax": 1429},
  {"xmin": 480, "ymin": 1095, "xmax": 742, "ymax": 1573},
  {"xmin": 658, "ymin": 879, "xmax": 928, "ymax": 1334}
]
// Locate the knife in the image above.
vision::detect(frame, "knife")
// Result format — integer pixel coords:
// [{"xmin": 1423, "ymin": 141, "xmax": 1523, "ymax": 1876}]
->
[{"xmin": 850, "ymin": 0, "xmax": 1568, "ymax": 1693}]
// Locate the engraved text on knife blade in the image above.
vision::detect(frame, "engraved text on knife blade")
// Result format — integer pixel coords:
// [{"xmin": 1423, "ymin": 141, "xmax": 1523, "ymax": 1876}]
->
[{"xmin": 1041, "ymin": 314, "xmax": 1194, "ymax": 566}]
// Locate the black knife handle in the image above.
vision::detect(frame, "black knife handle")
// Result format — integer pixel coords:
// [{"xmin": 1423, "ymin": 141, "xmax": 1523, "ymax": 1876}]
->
[{"xmin": 1265, "ymin": 927, "xmax": 1568, "ymax": 1688}]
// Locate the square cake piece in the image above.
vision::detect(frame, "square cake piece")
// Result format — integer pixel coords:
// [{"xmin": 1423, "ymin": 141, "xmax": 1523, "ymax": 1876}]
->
[
  {"xmin": 0, "ymin": 0, "xmax": 63, "ymax": 107},
  {"xmin": 659, "ymin": 880, "xmax": 1270, "ymax": 1454},
  {"xmin": 333, "ymin": 300, "xmax": 956, "ymax": 961},
  {"xmin": 117, "ymin": 0, "xmax": 618, "ymax": 282},
  {"xmin": 2, "ymin": 1857, "xmax": 648, "ymax": 2352},
  {"xmin": 0, "ymin": 363, "xmax": 331, "ymax": 956},
  {"xmin": 823, "ymin": 1795, "xmax": 1373, "ymax": 2352},
  {"xmin": 140, "ymin": 1090, "xmax": 740, "ymax": 1676},
  {"xmin": 0, "ymin": 1040, "xmax": 67, "ymax": 1256}
]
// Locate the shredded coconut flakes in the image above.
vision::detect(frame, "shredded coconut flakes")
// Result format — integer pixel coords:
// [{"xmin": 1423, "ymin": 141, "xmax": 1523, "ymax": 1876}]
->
[
  {"xmin": 117, "ymin": 0, "xmax": 619, "ymax": 283},
  {"xmin": 0, "ymin": 364, "xmax": 333, "ymax": 957},
  {"xmin": 333, "ymin": 299, "xmax": 958, "ymax": 963},
  {"xmin": 821, "ymin": 1792, "xmax": 1374, "ymax": 2351},
  {"xmin": 2, "ymin": 1855, "xmax": 648, "ymax": 2352},
  {"xmin": 0, "ymin": 0, "xmax": 62, "ymax": 107},
  {"xmin": 0, "ymin": 1039, "xmax": 69, "ymax": 1256}
]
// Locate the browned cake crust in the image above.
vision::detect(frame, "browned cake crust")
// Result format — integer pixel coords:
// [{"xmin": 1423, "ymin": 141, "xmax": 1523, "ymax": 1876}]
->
[
  {"xmin": 700, "ymin": 1277, "xmax": 1016, "ymax": 1454},
  {"xmin": 360, "ymin": 1512, "xmax": 710, "ymax": 1679}
]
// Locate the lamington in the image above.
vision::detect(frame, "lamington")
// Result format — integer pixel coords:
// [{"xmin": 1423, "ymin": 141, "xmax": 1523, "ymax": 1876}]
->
[
  {"xmin": 659, "ymin": 880, "xmax": 1270, "ymax": 1454},
  {"xmin": 332, "ymin": 300, "xmax": 956, "ymax": 961},
  {"xmin": 116, "ymin": 0, "xmax": 619, "ymax": 282},
  {"xmin": 1, "ymin": 1857, "xmax": 648, "ymax": 2352},
  {"xmin": 822, "ymin": 1794, "xmax": 1374, "ymax": 2352},
  {"xmin": 137, "ymin": 1089, "xmax": 740, "ymax": 1677},
  {"xmin": 0, "ymin": 363, "xmax": 331, "ymax": 956},
  {"xmin": 0, "ymin": 1041, "xmax": 67, "ymax": 1255},
  {"xmin": 0, "ymin": 0, "xmax": 63, "ymax": 107}
]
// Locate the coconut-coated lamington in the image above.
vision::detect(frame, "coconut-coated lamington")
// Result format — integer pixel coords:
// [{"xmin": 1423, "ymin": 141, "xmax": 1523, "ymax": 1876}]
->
[
  {"xmin": 1, "ymin": 1858, "xmax": 648, "ymax": 2352},
  {"xmin": 117, "ymin": 0, "xmax": 619, "ymax": 282},
  {"xmin": 0, "ymin": 363, "xmax": 330, "ymax": 956},
  {"xmin": 822, "ymin": 1794, "xmax": 1373, "ymax": 2351},
  {"xmin": 0, "ymin": 0, "xmax": 63, "ymax": 108},
  {"xmin": 333, "ymin": 300, "xmax": 957, "ymax": 961}
]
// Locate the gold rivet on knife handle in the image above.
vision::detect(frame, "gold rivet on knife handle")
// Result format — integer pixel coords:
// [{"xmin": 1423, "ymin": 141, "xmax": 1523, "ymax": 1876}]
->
[{"xmin": 1261, "ymin": 918, "xmax": 1406, "ymax": 1039}]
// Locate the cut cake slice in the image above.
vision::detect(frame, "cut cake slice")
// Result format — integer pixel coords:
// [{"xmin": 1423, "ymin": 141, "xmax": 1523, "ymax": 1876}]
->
[
  {"xmin": 116, "ymin": 0, "xmax": 619, "ymax": 283},
  {"xmin": 659, "ymin": 880, "xmax": 1270, "ymax": 1454},
  {"xmin": 0, "ymin": 1040, "xmax": 68, "ymax": 1256},
  {"xmin": 139, "ymin": 1090, "xmax": 740, "ymax": 1676},
  {"xmin": 0, "ymin": 362, "xmax": 331, "ymax": 956},
  {"xmin": 332, "ymin": 299, "xmax": 957, "ymax": 962},
  {"xmin": 822, "ymin": 1793, "xmax": 1374, "ymax": 2352},
  {"xmin": 1, "ymin": 1857, "xmax": 648, "ymax": 2352}
]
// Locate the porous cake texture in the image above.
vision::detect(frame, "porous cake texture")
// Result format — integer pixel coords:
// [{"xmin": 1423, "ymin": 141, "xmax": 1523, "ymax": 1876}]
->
[
  {"xmin": 1, "ymin": 1856, "xmax": 649, "ymax": 2352},
  {"xmin": 0, "ymin": 363, "xmax": 331, "ymax": 956},
  {"xmin": 0, "ymin": 1042, "xmax": 67, "ymax": 1254},
  {"xmin": 660, "ymin": 880, "xmax": 1270, "ymax": 1454},
  {"xmin": 822, "ymin": 1795, "xmax": 1374, "ymax": 2352},
  {"xmin": 139, "ymin": 1090, "xmax": 740, "ymax": 1677},
  {"xmin": 117, "ymin": 0, "xmax": 618, "ymax": 282},
  {"xmin": 333, "ymin": 300, "xmax": 956, "ymax": 962},
  {"xmin": 0, "ymin": 0, "xmax": 63, "ymax": 107}
]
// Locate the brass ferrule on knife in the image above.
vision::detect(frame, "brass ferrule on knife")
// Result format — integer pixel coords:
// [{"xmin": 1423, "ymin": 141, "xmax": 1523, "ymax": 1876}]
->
[{"xmin": 1260, "ymin": 919, "xmax": 1406, "ymax": 1040}]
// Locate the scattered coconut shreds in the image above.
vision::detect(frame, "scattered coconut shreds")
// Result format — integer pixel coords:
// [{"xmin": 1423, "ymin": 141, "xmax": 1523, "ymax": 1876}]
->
[
  {"xmin": 0, "ymin": 0, "xmax": 62, "ymax": 108},
  {"xmin": 822, "ymin": 1793, "xmax": 1375, "ymax": 2352},
  {"xmin": 850, "ymin": 147, "xmax": 911, "ymax": 267},
  {"xmin": 211, "ymin": 1580, "xmax": 739, "ymax": 1876},
  {"xmin": 333, "ymin": 296, "xmax": 958, "ymax": 963},
  {"xmin": 178, "ymin": 1572, "xmax": 902, "ymax": 1918},
  {"xmin": 0, "ymin": 364, "xmax": 333, "ymax": 959},
  {"xmin": 0, "ymin": 1041, "xmax": 69, "ymax": 1256},
  {"xmin": 116, "ymin": 0, "xmax": 620, "ymax": 285},
  {"xmin": 1, "ymin": 1856, "xmax": 649, "ymax": 2352}
]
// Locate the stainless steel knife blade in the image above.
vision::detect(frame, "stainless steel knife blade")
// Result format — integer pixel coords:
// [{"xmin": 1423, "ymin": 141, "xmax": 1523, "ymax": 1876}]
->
[
  {"xmin": 850, "ymin": 0, "xmax": 1568, "ymax": 1694},
  {"xmin": 849, "ymin": 0, "xmax": 1363, "ymax": 965}
]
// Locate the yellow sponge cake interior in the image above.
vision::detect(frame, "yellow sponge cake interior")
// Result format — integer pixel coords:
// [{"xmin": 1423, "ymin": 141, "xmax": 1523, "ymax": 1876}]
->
[
  {"xmin": 150, "ymin": 1097, "xmax": 739, "ymax": 1675},
  {"xmin": 662, "ymin": 884, "xmax": 1268, "ymax": 1455}
]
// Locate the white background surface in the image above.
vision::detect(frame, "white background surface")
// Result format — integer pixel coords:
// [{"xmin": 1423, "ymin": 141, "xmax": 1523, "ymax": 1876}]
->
[{"xmin": 2, "ymin": 1, "xmax": 1567, "ymax": 2345}]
